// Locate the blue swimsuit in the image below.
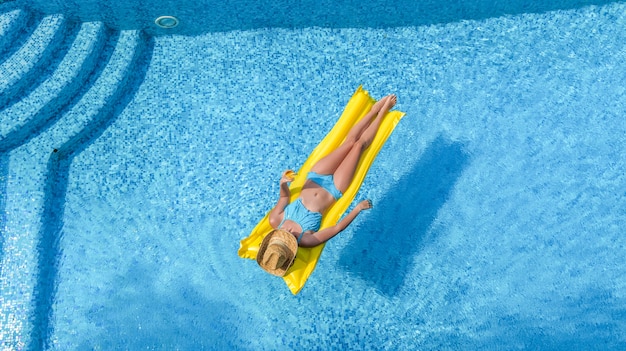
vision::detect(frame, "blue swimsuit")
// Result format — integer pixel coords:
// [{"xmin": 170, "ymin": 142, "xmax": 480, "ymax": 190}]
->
[
  {"xmin": 280, "ymin": 198, "xmax": 322, "ymax": 234},
  {"xmin": 279, "ymin": 172, "xmax": 343, "ymax": 242}
]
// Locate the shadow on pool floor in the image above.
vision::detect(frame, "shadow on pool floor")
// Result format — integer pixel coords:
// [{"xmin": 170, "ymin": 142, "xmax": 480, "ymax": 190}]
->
[{"xmin": 338, "ymin": 135, "xmax": 470, "ymax": 297}]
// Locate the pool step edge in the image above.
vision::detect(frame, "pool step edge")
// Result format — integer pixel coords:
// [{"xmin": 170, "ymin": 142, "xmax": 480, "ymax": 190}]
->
[
  {"xmin": 0, "ymin": 21, "xmax": 115, "ymax": 151},
  {"xmin": 0, "ymin": 13, "xmax": 78, "ymax": 110},
  {"xmin": 0, "ymin": 5, "xmax": 40, "ymax": 64}
]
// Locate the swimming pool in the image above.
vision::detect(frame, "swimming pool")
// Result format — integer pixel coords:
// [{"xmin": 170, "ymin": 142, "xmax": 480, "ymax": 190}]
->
[{"xmin": 2, "ymin": 0, "xmax": 626, "ymax": 349}]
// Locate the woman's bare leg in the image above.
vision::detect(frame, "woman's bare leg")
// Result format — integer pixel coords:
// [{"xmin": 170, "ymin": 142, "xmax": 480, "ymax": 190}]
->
[
  {"xmin": 344, "ymin": 96, "xmax": 389, "ymax": 142},
  {"xmin": 332, "ymin": 94, "xmax": 396, "ymax": 192},
  {"xmin": 311, "ymin": 96, "xmax": 390, "ymax": 175}
]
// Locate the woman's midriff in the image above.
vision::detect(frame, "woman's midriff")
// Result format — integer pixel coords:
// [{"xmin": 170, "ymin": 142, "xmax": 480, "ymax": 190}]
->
[{"xmin": 299, "ymin": 179, "xmax": 336, "ymax": 213}]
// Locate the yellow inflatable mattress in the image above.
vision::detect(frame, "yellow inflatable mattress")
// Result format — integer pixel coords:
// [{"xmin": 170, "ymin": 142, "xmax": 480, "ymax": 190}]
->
[{"xmin": 238, "ymin": 86, "xmax": 405, "ymax": 294}]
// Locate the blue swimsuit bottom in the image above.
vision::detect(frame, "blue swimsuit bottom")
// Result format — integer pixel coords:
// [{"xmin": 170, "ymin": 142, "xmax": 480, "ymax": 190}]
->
[{"xmin": 306, "ymin": 172, "xmax": 343, "ymax": 200}]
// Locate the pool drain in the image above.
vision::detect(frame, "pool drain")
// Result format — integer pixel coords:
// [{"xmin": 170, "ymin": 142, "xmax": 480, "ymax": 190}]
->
[{"xmin": 155, "ymin": 16, "xmax": 179, "ymax": 29}]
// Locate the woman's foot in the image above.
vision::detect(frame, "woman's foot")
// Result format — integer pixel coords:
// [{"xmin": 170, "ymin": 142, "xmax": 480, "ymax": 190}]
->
[
  {"xmin": 382, "ymin": 94, "xmax": 397, "ymax": 112},
  {"xmin": 375, "ymin": 94, "xmax": 396, "ymax": 119}
]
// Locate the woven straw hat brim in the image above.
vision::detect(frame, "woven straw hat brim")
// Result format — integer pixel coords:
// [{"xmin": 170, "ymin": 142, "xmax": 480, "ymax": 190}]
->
[{"xmin": 257, "ymin": 229, "xmax": 298, "ymax": 276}]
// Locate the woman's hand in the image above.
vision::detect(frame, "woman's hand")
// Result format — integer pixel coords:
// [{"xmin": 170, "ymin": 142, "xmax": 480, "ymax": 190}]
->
[
  {"xmin": 303, "ymin": 199, "xmax": 374, "ymax": 247},
  {"xmin": 357, "ymin": 199, "xmax": 373, "ymax": 211},
  {"xmin": 280, "ymin": 170, "xmax": 296, "ymax": 185}
]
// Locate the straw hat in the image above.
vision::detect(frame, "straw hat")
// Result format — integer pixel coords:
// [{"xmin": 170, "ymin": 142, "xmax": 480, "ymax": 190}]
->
[{"xmin": 256, "ymin": 229, "xmax": 298, "ymax": 276}]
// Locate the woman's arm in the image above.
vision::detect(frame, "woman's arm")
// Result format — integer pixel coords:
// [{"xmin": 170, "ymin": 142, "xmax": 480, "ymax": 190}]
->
[
  {"xmin": 268, "ymin": 171, "xmax": 295, "ymax": 228},
  {"xmin": 299, "ymin": 200, "xmax": 373, "ymax": 248}
]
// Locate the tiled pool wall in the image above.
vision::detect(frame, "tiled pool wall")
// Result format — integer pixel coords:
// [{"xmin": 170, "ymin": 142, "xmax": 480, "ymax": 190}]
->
[{"xmin": 9, "ymin": 0, "xmax": 622, "ymax": 35}]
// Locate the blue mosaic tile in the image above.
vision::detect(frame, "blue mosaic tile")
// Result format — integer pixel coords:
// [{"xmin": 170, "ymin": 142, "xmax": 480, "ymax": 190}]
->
[{"xmin": 2, "ymin": 0, "xmax": 626, "ymax": 350}]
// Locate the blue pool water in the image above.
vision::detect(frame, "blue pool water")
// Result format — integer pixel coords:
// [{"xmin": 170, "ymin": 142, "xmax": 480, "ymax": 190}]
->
[{"xmin": 2, "ymin": 0, "xmax": 626, "ymax": 349}]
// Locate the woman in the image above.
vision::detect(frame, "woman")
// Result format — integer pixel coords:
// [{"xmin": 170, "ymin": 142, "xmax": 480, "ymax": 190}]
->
[{"xmin": 257, "ymin": 94, "xmax": 397, "ymax": 276}]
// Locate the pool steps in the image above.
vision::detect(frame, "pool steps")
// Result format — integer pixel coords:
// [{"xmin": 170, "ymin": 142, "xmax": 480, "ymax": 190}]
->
[
  {"xmin": 0, "ymin": 6, "xmax": 154, "ymax": 349},
  {"xmin": 0, "ymin": 14, "xmax": 75, "ymax": 110},
  {"xmin": 0, "ymin": 22, "xmax": 113, "ymax": 148},
  {"xmin": 0, "ymin": 7, "xmax": 39, "ymax": 65}
]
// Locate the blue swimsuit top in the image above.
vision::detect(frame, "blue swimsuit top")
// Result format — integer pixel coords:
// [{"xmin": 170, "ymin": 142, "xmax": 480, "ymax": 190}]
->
[{"xmin": 279, "ymin": 198, "xmax": 322, "ymax": 235}]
